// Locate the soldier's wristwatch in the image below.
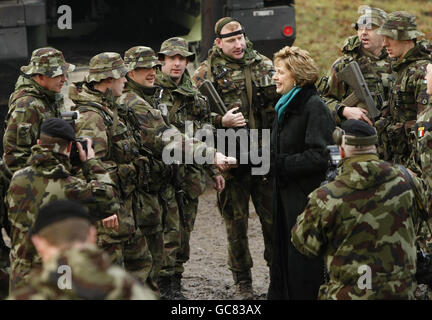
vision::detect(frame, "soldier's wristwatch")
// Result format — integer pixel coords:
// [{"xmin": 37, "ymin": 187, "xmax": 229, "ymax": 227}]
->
[{"xmin": 336, "ymin": 104, "xmax": 346, "ymax": 120}]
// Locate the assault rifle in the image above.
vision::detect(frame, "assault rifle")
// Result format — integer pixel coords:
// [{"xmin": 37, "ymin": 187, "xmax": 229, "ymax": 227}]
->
[
  {"xmin": 338, "ymin": 61, "xmax": 380, "ymax": 121},
  {"xmin": 198, "ymin": 80, "xmax": 227, "ymax": 116}
]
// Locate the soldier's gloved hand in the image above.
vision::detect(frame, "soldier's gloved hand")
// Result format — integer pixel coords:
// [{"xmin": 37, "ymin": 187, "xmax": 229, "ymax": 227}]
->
[
  {"xmin": 77, "ymin": 137, "xmax": 95, "ymax": 162},
  {"xmin": 343, "ymin": 106, "xmax": 373, "ymax": 126},
  {"xmin": 222, "ymin": 107, "xmax": 246, "ymax": 128},
  {"xmin": 102, "ymin": 214, "xmax": 119, "ymax": 231}
]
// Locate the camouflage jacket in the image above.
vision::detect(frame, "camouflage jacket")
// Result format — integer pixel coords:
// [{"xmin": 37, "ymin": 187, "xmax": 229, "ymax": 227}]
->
[
  {"xmin": 69, "ymin": 82, "xmax": 142, "ymax": 239},
  {"xmin": 155, "ymin": 70, "xmax": 218, "ymax": 198},
  {"xmin": 375, "ymin": 44, "xmax": 431, "ymax": 172},
  {"xmin": 414, "ymin": 102, "xmax": 432, "ymax": 212},
  {"xmin": 8, "ymin": 244, "xmax": 156, "ymax": 300},
  {"xmin": 192, "ymin": 40, "xmax": 278, "ymax": 130},
  {"xmin": 292, "ymin": 154, "xmax": 422, "ymax": 300},
  {"xmin": 6, "ymin": 145, "xmax": 119, "ymax": 291},
  {"xmin": 318, "ymin": 35, "xmax": 391, "ymax": 124},
  {"xmin": 3, "ymin": 75, "xmax": 65, "ymax": 174}
]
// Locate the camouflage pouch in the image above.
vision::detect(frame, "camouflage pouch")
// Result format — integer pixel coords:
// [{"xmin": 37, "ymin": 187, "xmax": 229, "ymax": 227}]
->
[
  {"xmin": 111, "ymin": 124, "xmax": 138, "ymax": 164},
  {"xmin": 181, "ymin": 164, "xmax": 207, "ymax": 199},
  {"xmin": 134, "ymin": 191, "xmax": 162, "ymax": 232},
  {"xmin": 16, "ymin": 122, "xmax": 32, "ymax": 146},
  {"xmin": 375, "ymin": 116, "xmax": 391, "ymax": 159},
  {"xmin": 116, "ymin": 163, "xmax": 137, "ymax": 199},
  {"xmin": 133, "ymin": 155, "xmax": 150, "ymax": 193},
  {"xmin": 386, "ymin": 122, "xmax": 407, "ymax": 156},
  {"xmin": 146, "ymin": 158, "xmax": 170, "ymax": 193}
]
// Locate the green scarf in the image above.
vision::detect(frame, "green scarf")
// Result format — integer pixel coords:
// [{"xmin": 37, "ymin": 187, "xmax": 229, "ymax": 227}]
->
[{"xmin": 274, "ymin": 86, "xmax": 302, "ymax": 124}]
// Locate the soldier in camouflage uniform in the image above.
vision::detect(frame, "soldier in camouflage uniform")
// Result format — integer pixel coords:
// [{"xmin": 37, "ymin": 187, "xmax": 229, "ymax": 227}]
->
[
  {"xmin": 156, "ymin": 37, "xmax": 226, "ymax": 299},
  {"xmin": 417, "ymin": 62, "xmax": 432, "ymax": 199},
  {"xmin": 375, "ymin": 11, "xmax": 431, "ymax": 174},
  {"xmin": 413, "ymin": 62, "xmax": 432, "ymax": 262},
  {"xmin": 192, "ymin": 17, "xmax": 278, "ymax": 299},
  {"xmin": 118, "ymin": 46, "xmax": 225, "ymax": 298},
  {"xmin": 8, "ymin": 200, "xmax": 156, "ymax": 300},
  {"xmin": 3, "ymin": 48, "xmax": 75, "ymax": 174},
  {"xmin": 68, "ymin": 53, "xmax": 153, "ymax": 289},
  {"xmin": 292, "ymin": 119, "xmax": 423, "ymax": 300},
  {"xmin": 318, "ymin": 6, "xmax": 391, "ymax": 126},
  {"xmin": 6, "ymin": 118, "xmax": 119, "ymax": 293},
  {"xmin": 0, "ymin": 48, "xmax": 74, "ymax": 296}
]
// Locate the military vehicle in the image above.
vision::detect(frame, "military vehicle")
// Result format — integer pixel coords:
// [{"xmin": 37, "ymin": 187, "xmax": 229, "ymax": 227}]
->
[{"xmin": 0, "ymin": 0, "xmax": 295, "ymax": 123}]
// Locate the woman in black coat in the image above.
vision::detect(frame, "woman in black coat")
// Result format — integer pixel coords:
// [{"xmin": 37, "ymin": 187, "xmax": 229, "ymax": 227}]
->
[{"xmin": 267, "ymin": 46, "xmax": 335, "ymax": 299}]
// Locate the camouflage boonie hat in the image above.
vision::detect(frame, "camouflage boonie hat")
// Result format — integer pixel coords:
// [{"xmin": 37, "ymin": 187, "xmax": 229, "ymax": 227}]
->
[
  {"xmin": 158, "ymin": 37, "xmax": 195, "ymax": 61},
  {"xmin": 21, "ymin": 47, "xmax": 75, "ymax": 77},
  {"xmin": 86, "ymin": 52, "xmax": 129, "ymax": 83},
  {"xmin": 377, "ymin": 11, "xmax": 425, "ymax": 40},
  {"xmin": 354, "ymin": 6, "xmax": 387, "ymax": 30},
  {"xmin": 124, "ymin": 46, "xmax": 162, "ymax": 70}
]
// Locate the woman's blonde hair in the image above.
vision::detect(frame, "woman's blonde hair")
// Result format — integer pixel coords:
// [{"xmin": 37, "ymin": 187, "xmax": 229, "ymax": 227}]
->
[{"xmin": 274, "ymin": 46, "xmax": 319, "ymax": 87}]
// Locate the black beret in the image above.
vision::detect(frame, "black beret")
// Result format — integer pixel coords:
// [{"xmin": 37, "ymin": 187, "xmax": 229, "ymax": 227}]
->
[
  {"xmin": 30, "ymin": 200, "xmax": 92, "ymax": 236},
  {"xmin": 341, "ymin": 119, "xmax": 376, "ymax": 137},
  {"xmin": 40, "ymin": 118, "xmax": 76, "ymax": 142}
]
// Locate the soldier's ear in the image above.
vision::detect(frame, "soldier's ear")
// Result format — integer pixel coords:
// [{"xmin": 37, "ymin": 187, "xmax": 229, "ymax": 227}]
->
[
  {"xmin": 339, "ymin": 146, "xmax": 346, "ymax": 159},
  {"xmin": 66, "ymin": 141, "xmax": 73, "ymax": 153},
  {"xmin": 87, "ymin": 226, "xmax": 97, "ymax": 244},
  {"xmin": 216, "ymin": 37, "xmax": 223, "ymax": 49}
]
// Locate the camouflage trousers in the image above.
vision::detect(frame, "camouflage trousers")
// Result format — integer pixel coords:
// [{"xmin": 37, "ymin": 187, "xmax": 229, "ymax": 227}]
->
[
  {"xmin": 135, "ymin": 191, "xmax": 164, "ymax": 289},
  {"xmin": 217, "ymin": 172, "xmax": 273, "ymax": 281},
  {"xmin": 174, "ymin": 194, "xmax": 199, "ymax": 275},
  {"xmin": 159, "ymin": 184, "xmax": 180, "ymax": 278},
  {"xmin": 97, "ymin": 226, "xmax": 152, "ymax": 286}
]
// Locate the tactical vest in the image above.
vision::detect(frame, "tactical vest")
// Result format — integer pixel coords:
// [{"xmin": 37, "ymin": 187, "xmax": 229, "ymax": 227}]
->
[
  {"xmin": 388, "ymin": 60, "xmax": 429, "ymax": 123},
  {"xmin": 208, "ymin": 53, "xmax": 277, "ymax": 130},
  {"xmin": 7, "ymin": 88, "xmax": 63, "ymax": 150},
  {"xmin": 73, "ymin": 102, "xmax": 141, "ymax": 203}
]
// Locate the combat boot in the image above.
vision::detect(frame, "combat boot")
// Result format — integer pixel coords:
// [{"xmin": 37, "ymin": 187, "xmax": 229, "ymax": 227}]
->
[
  {"xmin": 232, "ymin": 270, "xmax": 254, "ymax": 300},
  {"xmin": 157, "ymin": 276, "xmax": 173, "ymax": 300},
  {"xmin": 171, "ymin": 273, "xmax": 187, "ymax": 300}
]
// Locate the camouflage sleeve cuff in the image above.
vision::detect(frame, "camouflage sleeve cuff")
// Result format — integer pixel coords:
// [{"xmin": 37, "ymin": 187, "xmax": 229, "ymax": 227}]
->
[
  {"xmin": 335, "ymin": 104, "xmax": 346, "ymax": 124},
  {"xmin": 82, "ymin": 158, "xmax": 111, "ymax": 183},
  {"xmin": 204, "ymin": 163, "xmax": 219, "ymax": 178},
  {"xmin": 210, "ymin": 113, "xmax": 223, "ymax": 129}
]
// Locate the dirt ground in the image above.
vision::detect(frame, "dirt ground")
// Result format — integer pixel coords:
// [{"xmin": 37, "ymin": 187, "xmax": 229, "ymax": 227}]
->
[{"xmin": 182, "ymin": 186, "xmax": 269, "ymax": 300}]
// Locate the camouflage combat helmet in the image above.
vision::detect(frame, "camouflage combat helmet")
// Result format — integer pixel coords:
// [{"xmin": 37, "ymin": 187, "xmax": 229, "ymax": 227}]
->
[
  {"xmin": 124, "ymin": 46, "xmax": 162, "ymax": 70},
  {"xmin": 158, "ymin": 37, "xmax": 195, "ymax": 61},
  {"xmin": 377, "ymin": 11, "xmax": 425, "ymax": 40},
  {"xmin": 86, "ymin": 52, "xmax": 129, "ymax": 83},
  {"xmin": 354, "ymin": 6, "xmax": 387, "ymax": 30},
  {"xmin": 21, "ymin": 47, "xmax": 75, "ymax": 77}
]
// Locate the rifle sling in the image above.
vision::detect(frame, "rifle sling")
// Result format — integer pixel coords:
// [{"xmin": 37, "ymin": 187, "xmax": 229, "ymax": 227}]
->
[{"xmin": 244, "ymin": 66, "xmax": 256, "ymax": 129}]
